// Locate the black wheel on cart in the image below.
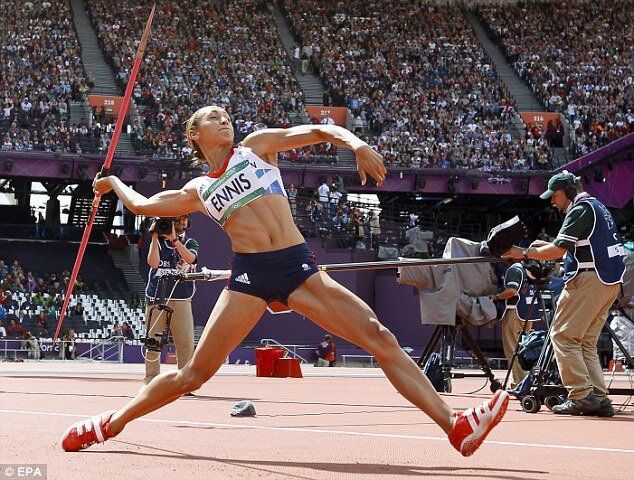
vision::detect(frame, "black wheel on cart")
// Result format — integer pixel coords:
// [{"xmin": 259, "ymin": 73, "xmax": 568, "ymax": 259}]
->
[
  {"xmin": 544, "ymin": 395, "xmax": 562, "ymax": 411},
  {"xmin": 521, "ymin": 396, "xmax": 542, "ymax": 413}
]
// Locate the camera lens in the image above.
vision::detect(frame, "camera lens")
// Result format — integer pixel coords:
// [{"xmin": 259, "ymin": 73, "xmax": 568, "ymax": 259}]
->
[{"xmin": 155, "ymin": 218, "xmax": 173, "ymax": 235}]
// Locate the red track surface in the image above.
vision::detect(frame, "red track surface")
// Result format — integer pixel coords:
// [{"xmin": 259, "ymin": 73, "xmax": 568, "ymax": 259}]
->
[{"xmin": 1, "ymin": 362, "xmax": 633, "ymax": 480}]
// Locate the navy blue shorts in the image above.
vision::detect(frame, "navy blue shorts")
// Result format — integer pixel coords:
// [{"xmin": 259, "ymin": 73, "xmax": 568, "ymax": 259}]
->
[{"xmin": 227, "ymin": 243, "xmax": 320, "ymax": 306}]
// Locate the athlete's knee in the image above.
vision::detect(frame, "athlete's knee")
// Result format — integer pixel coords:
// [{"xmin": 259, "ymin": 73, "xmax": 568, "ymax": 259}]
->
[
  {"xmin": 365, "ymin": 318, "xmax": 399, "ymax": 351},
  {"xmin": 177, "ymin": 365, "xmax": 212, "ymax": 392}
]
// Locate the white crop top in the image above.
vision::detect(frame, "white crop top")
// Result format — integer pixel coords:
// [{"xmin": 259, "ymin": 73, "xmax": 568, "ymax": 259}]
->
[{"xmin": 190, "ymin": 145, "xmax": 287, "ymax": 226}]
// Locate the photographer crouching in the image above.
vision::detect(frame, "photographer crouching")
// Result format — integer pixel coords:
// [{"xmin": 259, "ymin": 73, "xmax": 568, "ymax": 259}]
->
[
  {"xmin": 503, "ymin": 172, "xmax": 625, "ymax": 416},
  {"xmin": 145, "ymin": 214, "xmax": 199, "ymax": 388},
  {"xmin": 492, "ymin": 260, "xmax": 542, "ymax": 389}
]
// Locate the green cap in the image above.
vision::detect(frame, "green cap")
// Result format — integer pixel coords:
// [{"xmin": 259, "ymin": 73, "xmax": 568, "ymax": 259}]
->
[{"xmin": 540, "ymin": 171, "xmax": 578, "ymax": 199}]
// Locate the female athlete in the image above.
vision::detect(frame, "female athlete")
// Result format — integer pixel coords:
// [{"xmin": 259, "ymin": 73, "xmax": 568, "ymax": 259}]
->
[{"xmin": 61, "ymin": 106, "xmax": 508, "ymax": 456}]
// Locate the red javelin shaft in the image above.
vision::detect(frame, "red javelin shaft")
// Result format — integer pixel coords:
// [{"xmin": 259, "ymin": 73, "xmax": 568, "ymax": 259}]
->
[{"xmin": 53, "ymin": 5, "xmax": 157, "ymax": 344}]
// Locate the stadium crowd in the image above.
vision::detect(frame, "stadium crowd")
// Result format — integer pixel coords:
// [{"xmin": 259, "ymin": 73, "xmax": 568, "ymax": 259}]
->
[
  {"xmin": 0, "ymin": 259, "xmax": 85, "ymax": 339},
  {"xmin": 86, "ymin": 0, "xmax": 304, "ymax": 158},
  {"xmin": 1, "ymin": 0, "xmax": 627, "ymax": 169},
  {"xmin": 282, "ymin": 0, "xmax": 553, "ymax": 171},
  {"xmin": 0, "ymin": 1, "xmax": 89, "ymax": 153},
  {"xmin": 479, "ymin": 0, "xmax": 633, "ymax": 157}
]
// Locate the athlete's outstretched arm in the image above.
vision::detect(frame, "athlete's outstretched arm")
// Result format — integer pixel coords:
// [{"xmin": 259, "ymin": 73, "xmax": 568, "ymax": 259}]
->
[
  {"xmin": 243, "ymin": 125, "xmax": 387, "ymax": 185},
  {"xmin": 93, "ymin": 176, "xmax": 203, "ymax": 217}
]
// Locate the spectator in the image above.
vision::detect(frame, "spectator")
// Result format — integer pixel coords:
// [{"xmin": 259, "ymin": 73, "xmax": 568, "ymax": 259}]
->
[
  {"xmin": 24, "ymin": 332, "xmax": 40, "ymax": 360},
  {"xmin": 317, "ymin": 180, "xmax": 330, "ymax": 214},
  {"xmin": 292, "ymin": 43, "xmax": 301, "ymax": 70},
  {"xmin": 71, "ymin": 302, "xmax": 84, "ymax": 317},
  {"xmin": 351, "ymin": 210, "xmax": 365, "ymax": 248},
  {"xmin": 315, "ymin": 334, "xmax": 336, "ymax": 367},
  {"xmin": 60, "ymin": 329, "xmax": 76, "ymax": 360},
  {"xmin": 368, "ymin": 210, "xmax": 381, "ymax": 249},
  {"xmin": 306, "ymin": 199, "xmax": 323, "ymax": 236},
  {"xmin": 9, "ymin": 319, "xmax": 26, "ymax": 338},
  {"xmin": 2, "ymin": 291, "xmax": 19, "ymax": 310},
  {"xmin": 287, "ymin": 183, "xmax": 298, "ymax": 217},
  {"xmin": 35, "ymin": 312, "xmax": 48, "ymax": 337},
  {"xmin": 0, "ymin": 323, "xmax": 6, "ymax": 338},
  {"xmin": 329, "ymin": 185, "xmax": 342, "ymax": 217},
  {"xmin": 130, "ymin": 292, "xmax": 143, "ymax": 310},
  {"xmin": 121, "ymin": 321, "xmax": 134, "ymax": 341},
  {"xmin": 112, "ymin": 321, "xmax": 122, "ymax": 338}
]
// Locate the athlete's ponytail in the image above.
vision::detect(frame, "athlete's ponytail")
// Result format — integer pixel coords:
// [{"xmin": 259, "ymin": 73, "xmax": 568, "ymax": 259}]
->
[{"xmin": 185, "ymin": 109, "xmax": 206, "ymax": 167}]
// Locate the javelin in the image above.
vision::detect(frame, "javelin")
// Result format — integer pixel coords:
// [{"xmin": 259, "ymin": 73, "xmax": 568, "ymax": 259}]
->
[
  {"xmin": 167, "ymin": 256, "xmax": 504, "ymax": 283},
  {"xmin": 53, "ymin": 5, "xmax": 157, "ymax": 343}
]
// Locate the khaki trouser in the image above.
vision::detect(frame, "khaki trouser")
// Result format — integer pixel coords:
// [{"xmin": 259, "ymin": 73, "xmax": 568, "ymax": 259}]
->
[
  {"xmin": 551, "ymin": 272, "xmax": 620, "ymax": 400},
  {"xmin": 144, "ymin": 299, "xmax": 194, "ymax": 385},
  {"xmin": 501, "ymin": 308, "xmax": 532, "ymax": 388}
]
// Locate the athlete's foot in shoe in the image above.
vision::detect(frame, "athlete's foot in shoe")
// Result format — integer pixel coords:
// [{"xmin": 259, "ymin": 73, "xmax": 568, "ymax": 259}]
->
[
  {"xmin": 61, "ymin": 411, "xmax": 118, "ymax": 452},
  {"xmin": 448, "ymin": 390, "xmax": 510, "ymax": 456}
]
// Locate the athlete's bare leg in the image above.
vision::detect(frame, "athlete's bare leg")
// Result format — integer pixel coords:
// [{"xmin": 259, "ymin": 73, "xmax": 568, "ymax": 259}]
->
[
  {"xmin": 288, "ymin": 272, "xmax": 454, "ymax": 433},
  {"xmin": 108, "ymin": 290, "xmax": 266, "ymax": 435}
]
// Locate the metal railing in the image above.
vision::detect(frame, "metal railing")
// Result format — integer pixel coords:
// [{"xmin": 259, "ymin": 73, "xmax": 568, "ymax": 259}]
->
[
  {"xmin": 260, "ymin": 339, "xmax": 310, "ymax": 363},
  {"xmin": 76, "ymin": 335, "xmax": 125, "ymax": 363},
  {"xmin": 342, "ymin": 353, "xmax": 508, "ymax": 369}
]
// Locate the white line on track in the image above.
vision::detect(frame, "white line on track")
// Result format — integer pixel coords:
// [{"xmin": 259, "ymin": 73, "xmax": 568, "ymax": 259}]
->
[
  {"xmin": 0, "ymin": 369, "xmax": 386, "ymax": 378},
  {"xmin": 1, "ymin": 408, "xmax": 633, "ymax": 455}
]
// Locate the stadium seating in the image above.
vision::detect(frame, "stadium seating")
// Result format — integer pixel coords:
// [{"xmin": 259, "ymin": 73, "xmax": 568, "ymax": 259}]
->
[
  {"xmin": 3, "ymin": 291, "xmax": 145, "ymax": 343},
  {"xmin": 2, "ymin": 0, "xmax": 627, "ymax": 168},
  {"xmin": 479, "ymin": 0, "xmax": 633, "ymax": 157},
  {"xmin": 0, "ymin": 1, "xmax": 89, "ymax": 153},
  {"xmin": 85, "ymin": 0, "xmax": 304, "ymax": 158},
  {"xmin": 281, "ymin": 0, "xmax": 553, "ymax": 170}
]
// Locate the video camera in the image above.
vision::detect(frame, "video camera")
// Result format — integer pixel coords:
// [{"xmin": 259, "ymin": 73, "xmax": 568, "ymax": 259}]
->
[
  {"xmin": 521, "ymin": 260, "xmax": 556, "ymax": 286},
  {"xmin": 148, "ymin": 217, "xmax": 175, "ymax": 236}
]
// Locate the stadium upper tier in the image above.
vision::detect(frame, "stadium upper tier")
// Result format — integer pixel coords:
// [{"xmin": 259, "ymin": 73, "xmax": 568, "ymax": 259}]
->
[
  {"xmin": 282, "ymin": 0, "xmax": 553, "ymax": 170},
  {"xmin": 479, "ymin": 0, "xmax": 633, "ymax": 158},
  {"xmin": 0, "ymin": 1, "xmax": 88, "ymax": 153},
  {"xmin": 0, "ymin": 1, "xmax": 630, "ymax": 171},
  {"xmin": 86, "ymin": 0, "xmax": 304, "ymax": 158}
]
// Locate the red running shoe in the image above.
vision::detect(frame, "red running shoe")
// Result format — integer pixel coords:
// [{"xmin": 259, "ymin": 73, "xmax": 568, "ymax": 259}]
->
[
  {"xmin": 448, "ymin": 390, "xmax": 509, "ymax": 456},
  {"xmin": 61, "ymin": 411, "xmax": 117, "ymax": 452}
]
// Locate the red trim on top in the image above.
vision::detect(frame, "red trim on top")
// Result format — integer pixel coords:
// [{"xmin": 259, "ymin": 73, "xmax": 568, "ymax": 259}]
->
[{"xmin": 207, "ymin": 144, "xmax": 239, "ymax": 178}]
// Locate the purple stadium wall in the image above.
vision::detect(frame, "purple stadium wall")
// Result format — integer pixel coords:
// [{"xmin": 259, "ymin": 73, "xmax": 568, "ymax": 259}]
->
[{"xmin": 133, "ymin": 196, "xmax": 477, "ymax": 349}]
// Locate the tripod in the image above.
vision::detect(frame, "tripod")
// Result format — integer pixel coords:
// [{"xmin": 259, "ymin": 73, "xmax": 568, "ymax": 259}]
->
[
  {"xmin": 502, "ymin": 279, "xmax": 555, "ymax": 392},
  {"xmin": 417, "ymin": 320, "xmax": 503, "ymax": 394}
]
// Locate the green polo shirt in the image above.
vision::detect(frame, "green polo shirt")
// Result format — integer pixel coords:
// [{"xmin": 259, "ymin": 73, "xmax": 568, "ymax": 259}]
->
[
  {"xmin": 553, "ymin": 203, "xmax": 594, "ymax": 262},
  {"xmin": 503, "ymin": 265, "xmax": 523, "ymax": 307}
]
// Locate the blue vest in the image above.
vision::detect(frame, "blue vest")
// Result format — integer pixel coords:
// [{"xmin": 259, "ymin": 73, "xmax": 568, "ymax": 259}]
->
[
  {"xmin": 504, "ymin": 265, "xmax": 542, "ymax": 321},
  {"xmin": 563, "ymin": 197, "xmax": 625, "ymax": 285},
  {"xmin": 146, "ymin": 236, "xmax": 197, "ymax": 300}
]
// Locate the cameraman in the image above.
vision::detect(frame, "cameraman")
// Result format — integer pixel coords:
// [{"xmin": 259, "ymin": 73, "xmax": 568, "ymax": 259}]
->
[
  {"xmin": 145, "ymin": 214, "xmax": 198, "ymax": 387},
  {"xmin": 504, "ymin": 172, "xmax": 625, "ymax": 416},
  {"xmin": 492, "ymin": 261, "xmax": 542, "ymax": 388}
]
